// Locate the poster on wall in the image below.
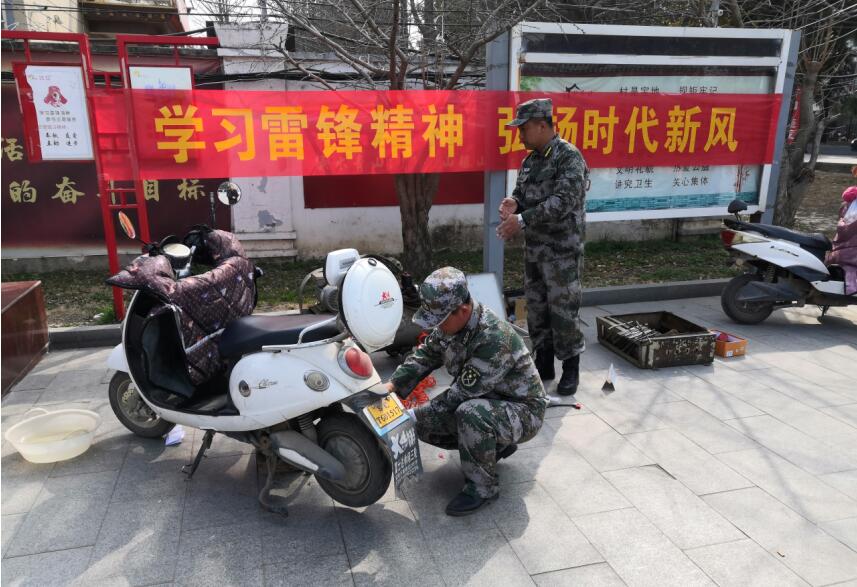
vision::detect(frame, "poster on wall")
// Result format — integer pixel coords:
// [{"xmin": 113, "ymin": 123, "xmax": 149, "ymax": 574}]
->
[
  {"xmin": 519, "ymin": 70, "xmax": 774, "ymax": 214},
  {"xmin": 20, "ymin": 65, "xmax": 94, "ymax": 161},
  {"xmin": 129, "ymin": 66, "xmax": 193, "ymax": 91}
]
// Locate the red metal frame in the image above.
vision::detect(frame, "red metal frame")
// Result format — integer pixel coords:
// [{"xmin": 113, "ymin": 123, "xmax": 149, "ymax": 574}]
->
[
  {"xmin": 2, "ymin": 32, "xmax": 219, "ymax": 321},
  {"xmin": 0, "ymin": 31, "xmax": 132, "ymax": 319}
]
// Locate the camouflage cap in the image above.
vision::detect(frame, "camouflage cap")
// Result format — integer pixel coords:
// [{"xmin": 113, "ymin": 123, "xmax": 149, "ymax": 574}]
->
[
  {"xmin": 506, "ymin": 98, "xmax": 553, "ymax": 127},
  {"xmin": 412, "ymin": 266, "xmax": 470, "ymax": 329}
]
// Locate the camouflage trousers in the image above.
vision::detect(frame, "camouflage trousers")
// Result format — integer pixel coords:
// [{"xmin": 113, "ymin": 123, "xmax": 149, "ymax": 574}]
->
[
  {"xmin": 414, "ymin": 396, "xmax": 545, "ymax": 498},
  {"xmin": 525, "ymin": 254, "xmax": 585, "ymax": 361}
]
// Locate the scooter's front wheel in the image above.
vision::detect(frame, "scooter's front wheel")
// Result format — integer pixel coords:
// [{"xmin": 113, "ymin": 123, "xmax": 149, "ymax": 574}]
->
[
  {"xmin": 315, "ymin": 413, "xmax": 392, "ymax": 507},
  {"xmin": 108, "ymin": 372, "xmax": 175, "ymax": 438},
  {"xmin": 721, "ymin": 274, "xmax": 775, "ymax": 324}
]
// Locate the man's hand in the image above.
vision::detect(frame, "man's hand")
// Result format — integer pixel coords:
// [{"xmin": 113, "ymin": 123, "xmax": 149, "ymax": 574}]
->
[
  {"xmin": 384, "ymin": 381, "xmax": 395, "ymax": 395},
  {"xmin": 496, "ymin": 215, "xmax": 522, "ymax": 240},
  {"xmin": 498, "ymin": 197, "xmax": 518, "ymax": 222}
]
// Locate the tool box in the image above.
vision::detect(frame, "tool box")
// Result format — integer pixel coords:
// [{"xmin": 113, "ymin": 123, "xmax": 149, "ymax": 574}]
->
[{"xmin": 596, "ymin": 311, "xmax": 715, "ymax": 369}]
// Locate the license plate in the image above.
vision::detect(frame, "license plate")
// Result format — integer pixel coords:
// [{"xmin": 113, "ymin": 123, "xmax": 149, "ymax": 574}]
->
[{"xmin": 364, "ymin": 394, "xmax": 406, "ymax": 436}]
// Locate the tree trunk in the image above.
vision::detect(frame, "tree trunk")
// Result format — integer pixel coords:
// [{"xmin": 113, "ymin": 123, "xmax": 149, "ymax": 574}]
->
[
  {"xmin": 395, "ymin": 173, "xmax": 441, "ymax": 280},
  {"xmin": 773, "ymin": 61, "xmax": 823, "ymax": 227}
]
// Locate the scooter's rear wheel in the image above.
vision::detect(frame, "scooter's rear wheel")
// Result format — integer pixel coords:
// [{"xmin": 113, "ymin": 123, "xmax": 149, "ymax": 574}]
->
[
  {"xmin": 315, "ymin": 413, "xmax": 392, "ymax": 507},
  {"xmin": 721, "ymin": 274, "xmax": 775, "ymax": 324},
  {"xmin": 108, "ymin": 372, "xmax": 175, "ymax": 438}
]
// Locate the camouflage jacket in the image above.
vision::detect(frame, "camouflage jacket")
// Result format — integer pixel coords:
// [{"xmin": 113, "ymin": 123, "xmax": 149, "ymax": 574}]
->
[
  {"xmin": 390, "ymin": 303, "xmax": 547, "ymax": 413},
  {"xmin": 512, "ymin": 134, "xmax": 588, "ymax": 263}
]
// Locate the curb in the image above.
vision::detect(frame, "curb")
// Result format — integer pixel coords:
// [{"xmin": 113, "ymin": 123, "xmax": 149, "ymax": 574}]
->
[{"xmin": 48, "ymin": 278, "xmax": 731, "ymax": 350}]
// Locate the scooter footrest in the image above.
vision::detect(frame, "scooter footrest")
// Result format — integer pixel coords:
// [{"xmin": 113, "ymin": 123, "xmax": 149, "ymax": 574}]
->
[{"xmin": 269, "ymin": 430, "xmax": 346, "ymax": 482}]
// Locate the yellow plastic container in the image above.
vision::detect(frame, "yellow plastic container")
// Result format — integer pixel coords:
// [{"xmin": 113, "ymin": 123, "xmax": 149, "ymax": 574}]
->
[{"xmin": 4, "ymin": 408, "xmax": 101, "ymax": 463}]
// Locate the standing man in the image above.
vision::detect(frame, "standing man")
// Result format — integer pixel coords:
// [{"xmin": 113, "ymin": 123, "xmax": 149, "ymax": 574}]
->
[
  {"xmin": 385, "ymin": 267, "xmax": 547, "ymax": 516},
  {"xmin": 496, "ymin": 98, "xmax": 588, "ymax": 396}
]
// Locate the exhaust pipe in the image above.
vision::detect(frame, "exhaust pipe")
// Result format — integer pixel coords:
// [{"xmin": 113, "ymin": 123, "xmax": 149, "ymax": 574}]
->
[{"xmin": 269, "ymin": 430, "xmax": 346, "ymax": 481}]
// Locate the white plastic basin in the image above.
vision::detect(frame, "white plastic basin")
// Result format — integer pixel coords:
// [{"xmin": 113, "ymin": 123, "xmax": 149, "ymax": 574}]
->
[{"xmin": 4, "ymin": 408, "xmax": 101, "ymax": 463}]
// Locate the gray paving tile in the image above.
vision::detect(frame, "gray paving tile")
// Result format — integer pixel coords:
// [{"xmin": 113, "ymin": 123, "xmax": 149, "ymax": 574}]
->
[
  {"xmin": 259, "ymin": 477, "xmax": 343, "ymax": 564},
  {"xmin": 112, "ymin": 440, "xmax": 194, "ymax": 503},
  {"xmin": 32, "ymin": 350, "xmax": 113, "ymax": 375},
  {"xmin": 85, "ymin": 496, "xmax": 184, "ymax": 585},
  {"xmin": 820, "ymin": 403, "xmax": 857, "ymax": 429},
  {"xmin": 10, "ymin": 373, "xmax": 55, "ymax": 393},
  {"xmin": 726, "ymin": 386, "xmax": 857, "ymax": 449},
  {"xmin": 6, "ymin": 470, "xmax": 117, "ymax": 557},
  {"xmin": 490, "ymin": 482, "xmax": 603, "ymax": 575},
  {"xmin": 175, "ymin": 522, "xmax": 262, "ymax": 586},
  {"xmin": 427, "ymin": 528, "xmax": 534, "ymax": 586},
  {"xmin": 645, "ymin": 401, "xmax": 757, "ymax": 454},
  {"xmin": 337, "ymin": 498, "xmax": 426, "ymax": 547},
  {"xmin": 703, "ymin": 487, "xmax": 857, "ymax": 586},
  {"xmin": 624, "ymin": 429, "xmax": 751, "ymax": 495},
  {"xmin": 819, "ymin": 469, "xmax": 857, "ymax": 501},
  {"xmin": 603, "ymin": 465, "xmax": 744, "ymax": 549},
  {"xmin": 49, "ymin": 432, "xmax": 131, "ymax": 478},
  {"xmin": 191, "ymin": 431, "xmax": 254, "ymax": 458},
  {"xmin": 684, "ymin": 539, "xmax": 809, "ymax": 587},
  {"xmin": 724, "ymin": 415, "xmax": 857, "ymax": 475},
  {"xmin": 182, "ymin": 454, "xmax": 260, "ymax": 532},
  {"xmin": 572, "ymin": 508, "xmax": 713, "ymax": 587},
  {"xmin": 523, "ymin": 445, "xmax": 632, "ymax": 518},
  {"xmin": 821, "ymin": 517, "xmax": 857, "ymax": 551},
  {"xmin": 758, "ymin": 371, "xmax": 856, "ymax": 408},
  {"xmin": 401, "ymin": 462, "xmax": 497, "ymax": 539},
  {"xmin": 532, "ymin": 563, "xmax": 626, "ymax": 587},
  {"xmin": 1, "ymin": 514, "xmax": 26, "ymax": 558},
  {"xmin": 579, "ymin": 396, "xmax": 668, "ymax": 435},
  {"xmin": 348, "ymin": 540, "xmax": 445, "ymax": 586},
  {"xmin": 37, "ymin": 369, "xmax": 107, "ymax": 404},
  {"xmin": 547, "ymin": 414, "xmax": 654, "ymax": 472},
  {"xmin": 0, "ymin": 450, "xmax": 53, "ymax": 515},
  {"xmin": 263, "ymin": 553, "xmax": 352, "ymax": 586},
  {"xmin": 716, "ymin": 448, "xmax": 857, "ymax": 523},
  {"xmin": 661, "ymin": 376, "xmax": 765, "ymax": 420},
  {"xmin": 0, "ymin": 546, "xmax": 93, "ymax": 587},
  {"xmin": 0, "ymin": 392, "xmax": 40, "ymax": 416}
]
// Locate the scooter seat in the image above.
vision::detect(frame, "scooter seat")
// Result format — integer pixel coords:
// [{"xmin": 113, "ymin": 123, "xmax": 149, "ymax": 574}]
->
[
  {"xmin": 219, "ymin": 313, "xmax": 341, "ymax": 359},
  {"xmin": 738, "ymin": 221, "xmax": 831, "ymax": 253}
]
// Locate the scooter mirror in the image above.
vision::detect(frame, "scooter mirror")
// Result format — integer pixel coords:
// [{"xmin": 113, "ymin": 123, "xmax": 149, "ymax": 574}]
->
[
  {"xmin": 217, "ymin": 181, "xmax": 242, "ymax": 206},
  {"xmin": 117, "ymin": 211, "xmax": 137, "ymax": 240},
  {"xmin": 727, "ymin": 199, "xmax": 748, "ymax": 214}
]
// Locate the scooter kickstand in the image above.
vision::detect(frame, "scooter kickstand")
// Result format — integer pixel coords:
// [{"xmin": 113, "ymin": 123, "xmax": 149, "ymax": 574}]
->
[
  {"xmin": 182, "ymin": 430, "xmax": 213, "ymax": 480},
  {"xmin": 258, "ymin": 452, "xmax": 289, "ymax": 517}
]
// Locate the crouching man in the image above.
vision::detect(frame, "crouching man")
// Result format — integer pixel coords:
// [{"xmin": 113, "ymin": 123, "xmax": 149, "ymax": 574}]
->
[{"xmin": 385, "ymin": 267, "xmax": 547, "ymax": 516}]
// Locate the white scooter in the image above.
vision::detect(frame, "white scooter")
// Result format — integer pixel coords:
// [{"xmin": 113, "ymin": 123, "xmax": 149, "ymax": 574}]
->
[
  {"xmin": 106, "ymin": 184, "xmax": 422, "ymax": 515},
  {"xmin": 719, "ymin": 199, "xmax": 857, "ymax": 324}
]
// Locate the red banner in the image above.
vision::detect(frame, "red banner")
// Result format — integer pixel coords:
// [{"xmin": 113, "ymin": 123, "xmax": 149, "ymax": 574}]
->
[{"xmin": 92, "ymin": 89, "xmax": 782, "ymax": 180}]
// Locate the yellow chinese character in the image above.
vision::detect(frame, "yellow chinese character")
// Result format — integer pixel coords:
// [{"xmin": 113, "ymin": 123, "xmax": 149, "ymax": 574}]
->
[
  {"xmin": 665, "ymin": 106, "xmax": 702, "ymax": 153},
  {"xmin": 422, "ymin": 104, "xmax": 463, "ymax": 158},
  {"xmin": 9, "ymin": 180, "xmax": 37, "ymax": 203},
  {"xmin": 178, "ymin": 178, "xmax": 204, "ymax": 201},
  {"xmin": 260, "ymin": 106, "xmax": 307, "ymax": 161},
  {"xmin": 317, "ymin": 105, "xmax": 362, "ymax": 160},
  {"xmin": 497, "ymin": 107, "xmax": 525, "ymax": 155},
  {"xmin": 154, "ymin": 105, "xmax": 205, "ymax": 163},
  {"xmin": 704, "ymin": 108, "xmax": 738, "ymax": 152},
  {"xmin": 53, "ymin": 176, "xmax": 84, "ymax": 204},
  {"xmin": 143, "ymin": 180, "xmax": 159, "ymax": 202},
  {"xmin": 3, "ymin": 138, "xmax": 25, "ymax": 162},
  {"xmin": 370, "ymin": 105, "xmax": 414, "ymax": 159},
  {"xmin": 213, "ymin": 108, "xmax": 256, "ymax": 161},
  {"xmin": 582, "ymin": 107, "xmax": 619, "ymax": 155},
  {"xmin": 556, "ymin": 107, "xmax": 579, "ymax": 147},
  {"xmin": 624, "ymin": 106, "xmax": 659, "ymax": 154}
]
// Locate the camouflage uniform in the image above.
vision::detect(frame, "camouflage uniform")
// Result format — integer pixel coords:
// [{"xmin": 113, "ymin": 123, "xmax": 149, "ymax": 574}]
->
[
  {"xmin": 508, "ymin": 99, "xmax": 588, "ymax": 362},
  {"xmin": 390, "ymin": 267, "xmax": 547, "ymax": 499}
]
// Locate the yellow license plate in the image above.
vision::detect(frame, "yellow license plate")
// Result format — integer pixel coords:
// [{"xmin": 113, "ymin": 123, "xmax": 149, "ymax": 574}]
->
[{"xmin": 367, "ymin": 396, "xmax": 404, "ymax": 429}]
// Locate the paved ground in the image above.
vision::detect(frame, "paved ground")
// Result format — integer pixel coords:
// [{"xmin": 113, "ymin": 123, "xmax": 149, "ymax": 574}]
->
[{"xmin": 2, "ymin": 296, "xmax": 857, "ymax": 586}]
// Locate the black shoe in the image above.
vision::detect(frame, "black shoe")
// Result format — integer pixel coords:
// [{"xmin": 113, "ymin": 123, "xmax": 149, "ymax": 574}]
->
[
  {"xmin": 498, "ymin": 444, "xmax": 518, "ymax": 460},
  {"xmin": 556, "ymin": 355, "xmax": 580, "ymax": 396},
  {"xmin": 445, "ymin": 492, "xmax": 497, "ymax": 516},
  {"xmin": 535, "ymin": 345, "xmax": 555, "ymax": 381}
]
